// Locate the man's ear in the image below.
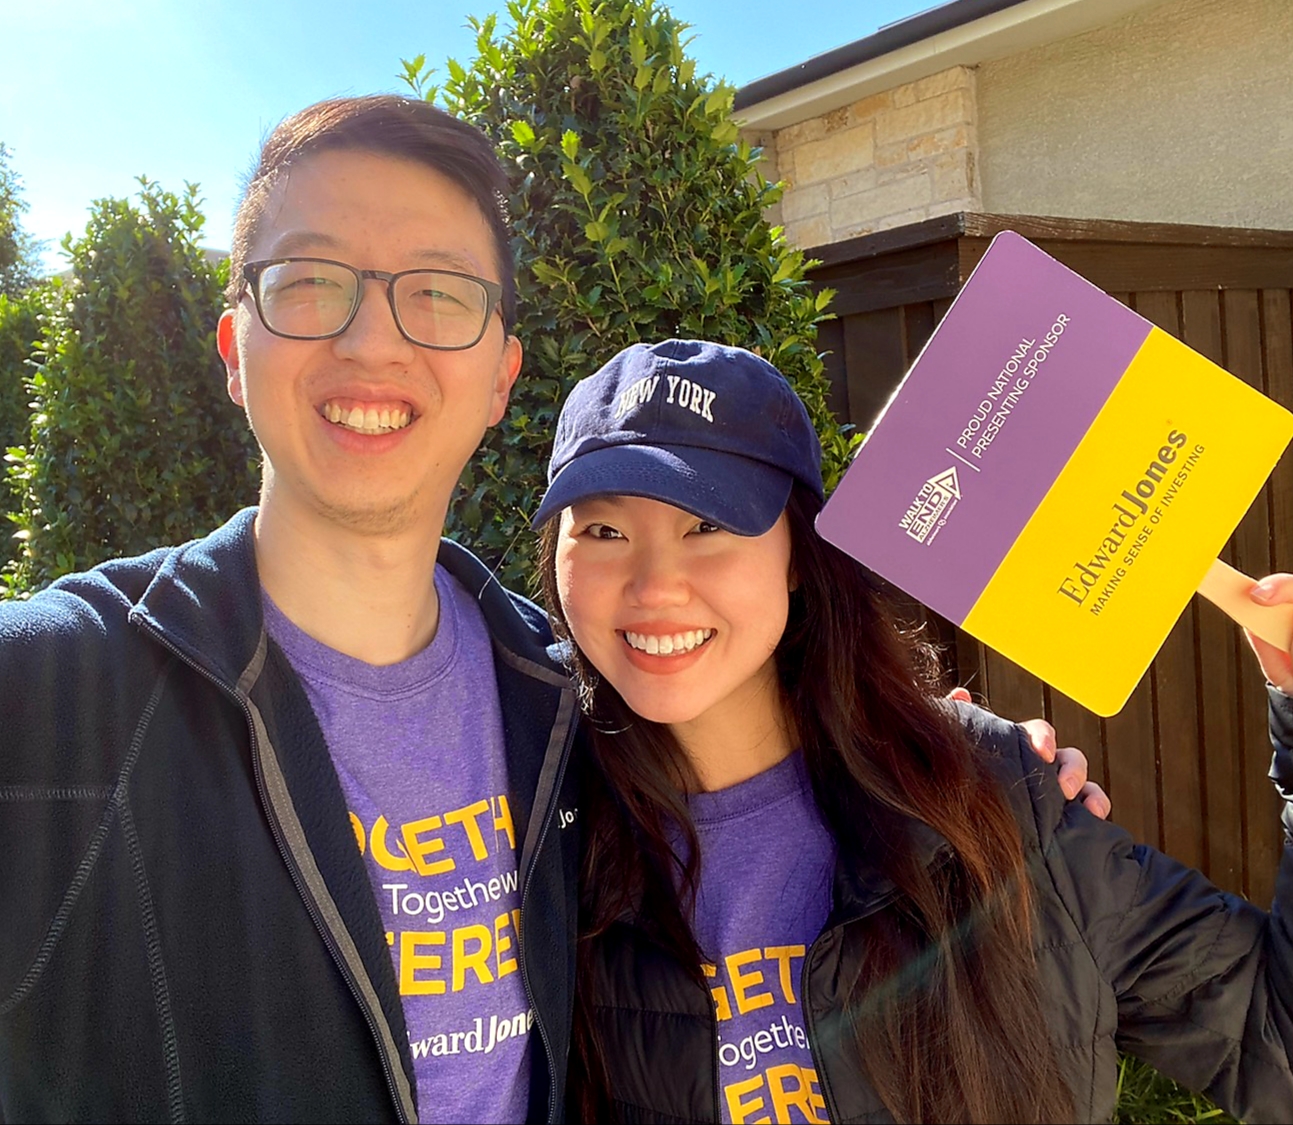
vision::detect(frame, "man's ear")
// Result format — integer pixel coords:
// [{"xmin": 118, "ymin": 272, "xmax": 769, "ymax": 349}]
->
[
  {"xmin": 487, "ymin": 333, "xmax": 523, "ymax": 427},
  {"xmin": 217, "ymin": 309, "xmax": 245, "ymax": 407}
]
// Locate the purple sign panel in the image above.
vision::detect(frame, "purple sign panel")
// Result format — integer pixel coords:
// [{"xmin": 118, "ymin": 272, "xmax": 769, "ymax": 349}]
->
[{"xmin": 816, "ymin": 231, "xmax": 1152, "ymax": 623}]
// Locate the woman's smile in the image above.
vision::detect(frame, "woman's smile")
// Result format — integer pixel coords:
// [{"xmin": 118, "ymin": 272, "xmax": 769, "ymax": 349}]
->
[{"xmin": 618, "ymin": 624, "xmax": 717, "ymax": 673}]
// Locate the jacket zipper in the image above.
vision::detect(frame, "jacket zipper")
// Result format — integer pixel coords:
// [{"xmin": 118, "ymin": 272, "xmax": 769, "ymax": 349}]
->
[
  {"xmin": 137, "ymin": 622, "xmax": 414, "ymax": 1124},
  {"xmin": 517, "ymin": 706, "xmax": 578, "ymax": 1125},
  {"xmin": 799, "ymin": 888, "xmax": 903, "ymax": 1125},
  {"xmin": 799, "ymin": 925, "xmax": 840, "ymax": 1125},
  {"xmin": 711, "ymin": 992, "xmax": 723, "ymax": 1123}
]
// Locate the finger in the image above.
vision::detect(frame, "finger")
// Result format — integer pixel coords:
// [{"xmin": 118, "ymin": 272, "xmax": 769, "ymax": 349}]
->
[
  {"xmin": 1244, "ymin": 627, "xmax": 1293, "ymax": 694},
  {"xmin": 1052, "ymin": 744, "xmax": 1088, "ymax": 798},
  {"xmin": 1020, "ymin": 718, "xmax": 1057, "ymax": 764},
  {"xmin": 946, "ymin": 686, "xmax": 972, "ymax": 704},
  {"xmin": 1250, "ymin": 574, "xmax": 1293, "ymax": 606},
  {"xmin": 1243, "ymin": 576, "xmax": 1293, "ymax": 689},
  {"xmin": 1078, "ymin": 781, "xmax": 1112, "ymax": 820}
]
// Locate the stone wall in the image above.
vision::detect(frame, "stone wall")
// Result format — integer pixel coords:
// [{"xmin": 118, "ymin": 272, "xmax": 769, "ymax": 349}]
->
[
  {"xmin": 759, "ymin": 66, "xmax": 981, "ymax": 249},
  {"xmin": 745, "ymin": 0, "xmax": 1293, "ymax": 249}
]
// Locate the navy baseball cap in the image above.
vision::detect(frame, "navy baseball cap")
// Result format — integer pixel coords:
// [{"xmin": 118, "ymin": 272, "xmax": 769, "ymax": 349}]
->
[{"xmin": 533, "ymin": 339, "xmax": 824, "ymax": 536}]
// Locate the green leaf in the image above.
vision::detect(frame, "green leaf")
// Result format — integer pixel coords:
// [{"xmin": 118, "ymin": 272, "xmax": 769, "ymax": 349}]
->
[
  {"xmin": 597, "ymin": 193, "xmax": 627, "ymax": 219},
  {"xmin": 511, "ymin": 119, "xmax": 536, "ymax": 147},
  {"xmin": 771, "ymin": 257, "xmax": 798, "ymax": 285},
  {"xmin": 561, "ymin": 130, "xmax": 580, "ymax": 160},
  {"xmin": 704, "ymin": 86, "xmax": 731, "ymax": 116},
  {"xmin": 561, "ymin": 161, "xmax": 593, "ymax": 196},
  {"xmin": 712, "ymin": 121, "xmax": 739, "ymax": 146}
]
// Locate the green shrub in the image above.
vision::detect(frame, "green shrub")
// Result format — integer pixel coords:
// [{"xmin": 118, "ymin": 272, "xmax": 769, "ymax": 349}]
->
[
  {"xmin": 0, "ymin": 290, "xmax": 41, "ymax": 459},
  {"xmin": 0, "ymin": 143, "xmax": 42, "ymax": 299},
  {"xmin": 0, "ymin": 288, "xmax": 43, "ymax": 565},
  {"xmin": 406, "ymin": 0, "xmax": 854, "ymax": 591},
  {"xmin": 6, "ymin": 180, "xmax": 257, "ymax": 593}
]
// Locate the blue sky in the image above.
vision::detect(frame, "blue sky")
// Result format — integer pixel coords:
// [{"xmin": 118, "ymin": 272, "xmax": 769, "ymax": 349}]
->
[{"xmin": 2, "ymin": 0, "xmax": 936, "ymax": 270}]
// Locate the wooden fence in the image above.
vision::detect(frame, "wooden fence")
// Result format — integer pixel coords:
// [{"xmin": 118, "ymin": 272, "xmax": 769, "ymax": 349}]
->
[{"xmin": 809, "ymin": 213, "xmax": 1293, "ymax": 903}]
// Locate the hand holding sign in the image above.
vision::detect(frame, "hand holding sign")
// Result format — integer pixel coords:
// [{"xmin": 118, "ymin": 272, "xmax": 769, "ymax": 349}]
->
[
  {"xmin": 1199, "ymin": 559, "xmax": 1293, "ymax": 654},
  {"xmin": 1233, "ymin": 572, "xmax": 1293, "ymax": 694},
  {"xmin": 817, "ymin": 232, "xmax": 1293, "ymax": 716}
]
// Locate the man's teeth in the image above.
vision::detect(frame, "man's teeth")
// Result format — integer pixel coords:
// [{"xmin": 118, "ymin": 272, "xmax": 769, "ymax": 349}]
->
[
  {"xmin": 623, "ymin": 629, "xmax": 715, "ymax": 656},
  {"xmin": 322, "ymin": 401, "xmax": 412, "ymax": 435}
]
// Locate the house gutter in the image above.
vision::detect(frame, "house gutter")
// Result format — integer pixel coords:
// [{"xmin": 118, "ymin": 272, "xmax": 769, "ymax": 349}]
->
[{"xmin": 733, "ymin": 0, "xmax": 1165, "ymax": 130}]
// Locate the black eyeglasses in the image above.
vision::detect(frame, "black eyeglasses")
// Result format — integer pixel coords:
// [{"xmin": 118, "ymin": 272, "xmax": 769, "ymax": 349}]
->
[{"xmin": 239, "ymin": 257, "xmax": 504, "ymax": 351}]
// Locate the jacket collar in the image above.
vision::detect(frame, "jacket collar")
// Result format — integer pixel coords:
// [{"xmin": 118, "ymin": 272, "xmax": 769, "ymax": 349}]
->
[
  {"xmin": 128, "ymin": 507, "xmax": 569, "ymax": 690},
  {"xmin": 433, "ymin": 536, "xmax": 569, "ymax": 685},
  {"xmin": 129, "ymin": 507, "xmax": 264, "ymax": 689},
  {"xmin": 829, "ymin": 809, "xmax": 952, "ymax": 924}
]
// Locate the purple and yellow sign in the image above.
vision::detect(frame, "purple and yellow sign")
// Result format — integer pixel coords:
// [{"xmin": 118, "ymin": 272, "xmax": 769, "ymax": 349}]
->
[{"xmin": 816, "ymin": 231, "xmax": 1293, "ymax": 716}]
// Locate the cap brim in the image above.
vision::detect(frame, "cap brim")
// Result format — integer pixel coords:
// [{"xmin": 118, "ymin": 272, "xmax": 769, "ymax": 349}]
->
[{"xmin": 533, "ymin": 444, "xmax": 793, "ymax": 536}]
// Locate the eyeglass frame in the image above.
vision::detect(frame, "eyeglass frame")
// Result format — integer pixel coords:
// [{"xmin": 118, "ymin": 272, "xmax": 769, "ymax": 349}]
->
[{"xmin": 238, "ymin": 257, "xmax": 506, "ymax": 352}]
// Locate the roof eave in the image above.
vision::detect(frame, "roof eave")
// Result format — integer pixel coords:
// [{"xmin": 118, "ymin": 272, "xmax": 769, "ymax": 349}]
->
[{"xmin": 733, "ymin": 0, "xmax": 1166, "ymax": 131}]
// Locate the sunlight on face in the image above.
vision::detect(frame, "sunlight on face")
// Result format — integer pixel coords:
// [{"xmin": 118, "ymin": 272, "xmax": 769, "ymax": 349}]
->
[
  {"xmin": 554, "ymin": 495, "xmax": 793, "ymax": 733},
  {"xmin": 218, "ymin": 150, "xmax": 520, "ymax": 537}
]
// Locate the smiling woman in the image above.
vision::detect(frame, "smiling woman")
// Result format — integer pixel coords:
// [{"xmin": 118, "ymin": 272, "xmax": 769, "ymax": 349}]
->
[
  {"xmin": 554, "ymin": 494, "xmax": 792, "ymax": 762},
  {"xmin": 534, "ymin": 339, "xmax": 1293, "ymax": 1125}
]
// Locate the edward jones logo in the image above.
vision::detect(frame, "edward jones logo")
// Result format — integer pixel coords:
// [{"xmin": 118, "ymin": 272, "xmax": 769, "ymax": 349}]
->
[{"xmin": 899, "ymin": 468, "xmax": 961, "ymax": 545}]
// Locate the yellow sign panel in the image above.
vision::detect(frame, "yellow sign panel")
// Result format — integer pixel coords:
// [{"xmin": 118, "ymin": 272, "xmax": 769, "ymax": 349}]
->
[{"xmin": 963, "ymin": 328, "xmax": 1293, "ymax": 715}]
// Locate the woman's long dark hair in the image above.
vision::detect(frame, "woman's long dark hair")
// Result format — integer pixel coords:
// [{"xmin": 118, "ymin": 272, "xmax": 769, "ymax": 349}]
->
[{"xmin": 541, "ymin": 483, "xmax": 1073, "ymax": 1123}]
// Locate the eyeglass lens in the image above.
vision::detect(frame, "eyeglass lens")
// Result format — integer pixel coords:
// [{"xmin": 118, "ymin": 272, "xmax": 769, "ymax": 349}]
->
[{"xmin": 256, "ymin": 260, "xmax": 492, "ymax": 348}]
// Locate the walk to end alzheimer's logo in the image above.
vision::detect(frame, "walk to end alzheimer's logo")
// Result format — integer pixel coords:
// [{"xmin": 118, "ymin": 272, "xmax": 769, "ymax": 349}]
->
[{"xmin": 899, "ymin": 468, "xmax": 962, "ymax": 545}]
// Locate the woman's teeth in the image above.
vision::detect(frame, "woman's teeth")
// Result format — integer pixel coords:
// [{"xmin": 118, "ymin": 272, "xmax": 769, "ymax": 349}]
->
[
  {"xmin": 623, "ymin": 629, "xmax": 715, "ymax": 656},
  {"xmin": 322, "ymin": 402, "xmax": 412, "ymax": 435}
]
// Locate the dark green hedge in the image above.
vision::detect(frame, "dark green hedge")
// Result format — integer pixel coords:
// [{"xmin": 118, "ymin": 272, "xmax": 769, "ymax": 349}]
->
[
  {"xmin": 5, "ymin": 181, "xmax": 257, "ymax": 593},
  {"xmin": 0, "ymin": 289, "xmax": 42, "ymax": 567},
  {"xmin": 408, "ymin": 0, "xmax": 855, "ymax": 592}
]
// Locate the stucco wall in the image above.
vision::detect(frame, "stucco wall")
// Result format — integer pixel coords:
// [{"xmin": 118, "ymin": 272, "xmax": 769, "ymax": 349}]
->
[{"xmin": 978, "ymin": 0, "xmax": 1293, "ymax": 228}]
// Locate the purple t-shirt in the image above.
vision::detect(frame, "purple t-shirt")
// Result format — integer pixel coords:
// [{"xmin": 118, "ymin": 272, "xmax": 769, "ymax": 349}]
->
[
  {"xmin": 687, "ymin": 752, "xmax": 836, "ymax": 1125},
  {"xmin": 263, "ymin": 568, "xmax": 530, "ymax": 1125}
]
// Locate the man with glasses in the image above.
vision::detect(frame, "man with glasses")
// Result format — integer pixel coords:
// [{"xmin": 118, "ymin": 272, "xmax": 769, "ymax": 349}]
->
[
  {"xmin": 0, "ymin": 94, "xmax": 1102, "ymax": 1124},
  {"xmin": 0, "ymin": 96, "xmax": 576, "ymax": 1125}
]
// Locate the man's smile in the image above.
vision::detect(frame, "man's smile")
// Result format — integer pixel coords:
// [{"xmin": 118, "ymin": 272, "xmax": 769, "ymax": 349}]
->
[{"xmin": 320, "ymin": 396, "xmax": 416, "ymax": 435}]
